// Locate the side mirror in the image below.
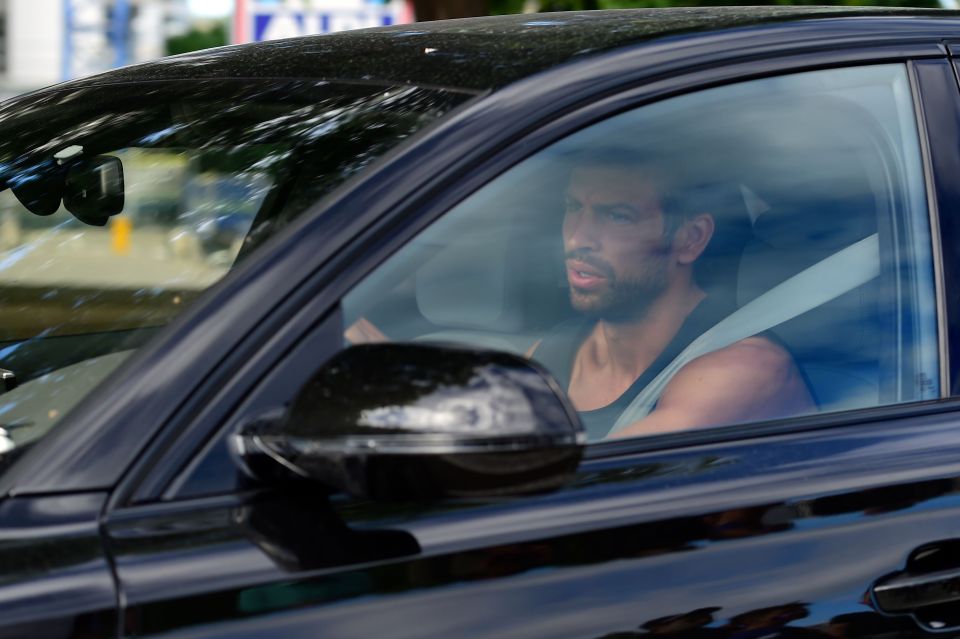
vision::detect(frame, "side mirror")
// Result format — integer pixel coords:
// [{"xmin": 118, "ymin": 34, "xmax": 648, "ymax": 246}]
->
[
  {"xmin": 235, "ymin": 493, "xmax": 420, "ymax": 572},
  {"xmin": 63, "ymin": 155, "xmax": 124, "ymax": 226},
  {"xmin": 234, "ymin": 343, "xmax": 585, "ymax": 501}
]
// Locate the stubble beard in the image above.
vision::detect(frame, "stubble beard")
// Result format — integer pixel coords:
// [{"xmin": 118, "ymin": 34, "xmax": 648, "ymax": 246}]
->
[{"xmin": 569, "ymin": 256, "xmax": 669, "ymax": 324}]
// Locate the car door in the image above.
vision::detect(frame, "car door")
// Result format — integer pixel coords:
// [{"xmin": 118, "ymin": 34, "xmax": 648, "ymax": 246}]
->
[{"xmin": 102, "ymin": 33, "xmax": 960, "ymax": 639}]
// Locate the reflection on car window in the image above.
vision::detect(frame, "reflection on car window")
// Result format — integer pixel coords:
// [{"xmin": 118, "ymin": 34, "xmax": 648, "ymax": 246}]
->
[
  {"xmin": 0, "ymin": 79, "xmax": 469, "ymax": 473},
  {"xmin": 343, "ymin": 63, "xmax": 938, "ymax": 442}
]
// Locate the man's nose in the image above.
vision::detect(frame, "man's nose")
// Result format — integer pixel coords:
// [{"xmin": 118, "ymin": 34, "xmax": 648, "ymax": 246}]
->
[{"xmin": 564, "ymin": 210, "xmax": 601, "ymax": 251}]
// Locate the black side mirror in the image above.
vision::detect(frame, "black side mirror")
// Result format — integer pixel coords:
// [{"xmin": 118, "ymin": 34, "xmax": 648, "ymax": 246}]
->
[
  {"xmin": 234, "ymin": 343, "xmax": 585, "ymax": 501},
  {"xmin": 235, "ymin": 492, "xmax": 420, "ymax": 572},
  {"xmin": 63, "ymin": 155, "xmax": 124, "ymax": 226}
]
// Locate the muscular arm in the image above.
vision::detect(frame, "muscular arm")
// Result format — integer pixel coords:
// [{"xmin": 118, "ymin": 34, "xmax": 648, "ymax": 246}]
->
[
  {"xmin": 344, "ymin": 316, "xmax": 389, "ymax": 344},
  {"xmin": 609, "ymin": 336, "xmax": 815, "ymax": 439}
]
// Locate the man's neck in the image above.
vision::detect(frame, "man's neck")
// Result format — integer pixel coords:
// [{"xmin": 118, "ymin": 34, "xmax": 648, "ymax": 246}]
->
[{"xmin": 585, "ymin": 285, "xmax": 706, "ymax": 380}]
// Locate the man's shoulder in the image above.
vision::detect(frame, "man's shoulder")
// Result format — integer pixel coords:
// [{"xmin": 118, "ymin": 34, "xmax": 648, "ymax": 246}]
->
[
  {"xmin": 660, "ymin": 334, "xmax": 801, "ymax": 407},
  {"xmin": 689, "ymin": 334, "xmax": 794, "ymax": 374}
]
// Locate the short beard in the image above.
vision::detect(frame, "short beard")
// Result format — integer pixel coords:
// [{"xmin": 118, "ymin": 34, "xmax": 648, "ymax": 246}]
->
[{"xmin": 569, "ymin": 256, "xmax": 669, "ymax": 324}]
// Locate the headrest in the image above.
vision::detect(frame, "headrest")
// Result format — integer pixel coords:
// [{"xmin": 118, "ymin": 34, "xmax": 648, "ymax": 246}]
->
[{"xmin": 732, "ymin": 96, "xmax": 888, "ymax": 306}]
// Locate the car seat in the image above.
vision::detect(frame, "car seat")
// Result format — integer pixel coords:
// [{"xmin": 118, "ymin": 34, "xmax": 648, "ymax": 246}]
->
[{"xmin": 732, "ymin": 98, "xmax": 896, "ymax": 412}]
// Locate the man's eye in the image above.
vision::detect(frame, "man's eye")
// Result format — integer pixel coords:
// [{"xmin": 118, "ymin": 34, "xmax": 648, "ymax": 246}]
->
[
  {"xmin": 564, "ymin": 199, "xmax": 581, "ymax": 214},
  {"xmin": 607, "ymin": 210, "xmax": 633, "ymax": 223}
]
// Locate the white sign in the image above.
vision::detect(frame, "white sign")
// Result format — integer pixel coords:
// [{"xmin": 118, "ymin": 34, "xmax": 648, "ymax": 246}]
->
[
  {"xmin": 64, "ymin": 0, "xmax": 133, "ymax": 79},
  {"xmin": 236, "ymin": 0, "xmax": 412, "ymax": 43}
]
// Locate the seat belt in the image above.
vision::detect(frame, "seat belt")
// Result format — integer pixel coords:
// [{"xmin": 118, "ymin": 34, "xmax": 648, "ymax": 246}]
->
[{"xmin": 608, "ymin": 233, "xmax": 880, "ymax": 436}]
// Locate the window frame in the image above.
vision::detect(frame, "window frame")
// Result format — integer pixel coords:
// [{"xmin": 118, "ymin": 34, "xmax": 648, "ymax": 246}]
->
[
  {"xmin": 342, "ymin": 62, "xmax": 941, "ymax": 431},
  {"xmin": 121, "ymin": 39, "xmax": 956, "ymax": 507},
  {"xmin": 917, "ymin": 57, "xmax": 960, "ymax": 396}
]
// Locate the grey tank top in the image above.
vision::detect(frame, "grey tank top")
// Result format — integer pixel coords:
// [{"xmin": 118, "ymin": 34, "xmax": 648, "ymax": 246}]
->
[{"xmin": 532, "ymin": 296, "xmax": 734, "ymax": 440}]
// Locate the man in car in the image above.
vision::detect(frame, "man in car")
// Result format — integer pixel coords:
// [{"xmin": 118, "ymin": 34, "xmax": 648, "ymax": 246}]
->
[
  {"xmin": 346, "ymin": 149, "xmax": 815, "ymax": 441},
  {"xmin": 529, "ymin": 150, "xmax": 814, "ymax": 440}
]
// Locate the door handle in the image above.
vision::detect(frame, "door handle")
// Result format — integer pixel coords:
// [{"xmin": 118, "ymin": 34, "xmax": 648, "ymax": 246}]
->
[{"xmin": 873, "ymin": 567, "xmax": 960, "ymax": 613}]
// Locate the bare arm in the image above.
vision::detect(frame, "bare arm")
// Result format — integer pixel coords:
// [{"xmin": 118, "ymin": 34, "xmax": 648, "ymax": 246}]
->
[
  {"xmin": 344, "ymin": 316, "xmax": 389, "ymax": 344},
  {"xmin": 609, "ymin": 336, "xmax": 814, "ymax": 439}
]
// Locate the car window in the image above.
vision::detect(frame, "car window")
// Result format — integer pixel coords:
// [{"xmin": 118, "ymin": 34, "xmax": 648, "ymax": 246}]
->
[
  {"xmin": 0, "ymin": 79, "xmax": 470, "ymax": 475},
  {"xmin": 341, "ymin": 63, "xmax": 938, "ymax": 443}
]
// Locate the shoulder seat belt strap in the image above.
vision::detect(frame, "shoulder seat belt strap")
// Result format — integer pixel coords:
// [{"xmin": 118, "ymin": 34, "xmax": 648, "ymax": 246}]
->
[{"xmin": 608, "ymin": 233, "xmax": 880, "ymax": 436}]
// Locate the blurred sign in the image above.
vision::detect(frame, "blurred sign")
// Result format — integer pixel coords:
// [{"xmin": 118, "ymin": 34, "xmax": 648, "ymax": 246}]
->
[
  {"xmin": 63, "ymin": 0, "xmax": 131, "ymax": 79},
  {"xmin": 234, "ymin": 0, "xmax": 412, "ymax": 43}
]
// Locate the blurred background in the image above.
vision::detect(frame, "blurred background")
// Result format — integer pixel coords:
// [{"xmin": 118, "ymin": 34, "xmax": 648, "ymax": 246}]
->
[{"xmin": 0, "ymin": 0, "xmax": 947, "ymax": 99}]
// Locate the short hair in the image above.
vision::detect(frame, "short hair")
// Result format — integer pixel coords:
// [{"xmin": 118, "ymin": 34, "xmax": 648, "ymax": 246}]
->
[{"xmin": 563, "ymin": 146, "xmax": 718, "ymax": 233}]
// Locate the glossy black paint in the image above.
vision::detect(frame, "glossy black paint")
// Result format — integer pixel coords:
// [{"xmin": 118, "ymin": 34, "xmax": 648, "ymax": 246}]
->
[
  {"xmin": 0, "ymin": 493, "xmax": 116, "ymax": 638},
  {"xmin": 4, "ymin": 11, "xmax": 960, "ymax": 639},
  {"xmin": 108, "ymin": 411, "xmax": 960, "ymax": 638},
  {"xmin": 283, "ymin": 343, "xmax": 579, "ymax": 441},
  {"xmin": 1, "ymin": 8, "xmax": 947, "ymax": 97},
  {"xmin": 242, "ymin": 343, "xmax": 584, "ymax": 499},
  {"xmin": 919, "ymin": 57, "xmax": 960, "ymax": 394}
]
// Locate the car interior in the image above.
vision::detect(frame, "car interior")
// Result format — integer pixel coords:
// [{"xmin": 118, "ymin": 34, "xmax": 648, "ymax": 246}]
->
[{"xmin": 345, "ymin": 73, "xmax": 940, "ymax": 438}]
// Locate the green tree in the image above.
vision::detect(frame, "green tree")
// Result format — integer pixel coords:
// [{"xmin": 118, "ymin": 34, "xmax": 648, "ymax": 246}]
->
[{"xmin": 166, "ymin": 22, "xmax": 229, "ymax": 56}]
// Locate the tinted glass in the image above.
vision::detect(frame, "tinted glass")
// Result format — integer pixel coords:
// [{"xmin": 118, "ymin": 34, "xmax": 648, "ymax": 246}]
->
[
  {"xmin": 0, "ymin": 79, "xmax": 469, "ymax": 474},
  {"xmin": 342, "ymin": 64, "xmax": 938, "ymax": 442}
]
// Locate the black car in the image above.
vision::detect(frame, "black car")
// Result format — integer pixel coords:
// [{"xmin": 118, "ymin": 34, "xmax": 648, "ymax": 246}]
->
[{"xmin": 4, "ymin": 7, "xmax": 960, "ymax": 638}]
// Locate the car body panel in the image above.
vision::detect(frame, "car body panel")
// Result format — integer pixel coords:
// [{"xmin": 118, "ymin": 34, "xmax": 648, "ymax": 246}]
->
[
  {"xmin": 919, "ymin": 56, "xmax": 960, "ymax": 394},
  {"xmin": 109, "ymin": 412, "xmax": 960, "ymax": 638},
  {"xmin": 0, "ymin": 493, "xmax": 116, "ymax": 638},
  {"xmin": 4, "ymin": 8, "xmax": 952, "ymax": 96}
]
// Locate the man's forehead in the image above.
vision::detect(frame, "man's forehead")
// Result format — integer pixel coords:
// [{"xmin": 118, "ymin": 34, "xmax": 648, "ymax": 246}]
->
[{"xmin": 567, "ymin": 163, "xmax": 662, "ymax": 202}]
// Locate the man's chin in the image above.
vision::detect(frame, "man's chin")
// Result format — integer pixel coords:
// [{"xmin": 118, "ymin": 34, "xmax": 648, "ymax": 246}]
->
[
  {"xmin": 569, "ymin": 290, "xmax": 655, "ymax": 323},
  {"xmin": 570, "ymin": 290, "xmax": 612, "ymax": 317}
]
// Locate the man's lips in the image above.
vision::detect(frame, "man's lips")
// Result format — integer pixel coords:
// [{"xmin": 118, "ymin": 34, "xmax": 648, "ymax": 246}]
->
[{"xmin": 567, "ymin": 260, "xmax": 607, "ymax": 289}]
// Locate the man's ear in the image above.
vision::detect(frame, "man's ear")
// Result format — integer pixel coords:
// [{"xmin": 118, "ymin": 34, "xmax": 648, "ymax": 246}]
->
[{"xmin": 674, "ymin": 214, "xmax": 715, "ymax": 265}]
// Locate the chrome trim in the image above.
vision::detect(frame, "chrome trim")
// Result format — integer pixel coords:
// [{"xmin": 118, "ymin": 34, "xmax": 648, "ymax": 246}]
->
[
  {"xmin": 262, "ymin": 432, "xmax": 585, "ymax": 457},
  {"xmin": 908, "ymin": 60, "xmax": 950, "ymax": 398},
  {"xmin": 873, "ymin": 566, "xmax": 960, "ymax": 613},
  {"xmin": 248, "ymin": 434, "xmax": 310, "ymax": 478}
]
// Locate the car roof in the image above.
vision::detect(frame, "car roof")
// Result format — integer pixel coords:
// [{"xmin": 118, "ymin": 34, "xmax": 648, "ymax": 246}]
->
[{"xmin": 24, "ymin": 7, "xmax": 960, "ymax": 95}]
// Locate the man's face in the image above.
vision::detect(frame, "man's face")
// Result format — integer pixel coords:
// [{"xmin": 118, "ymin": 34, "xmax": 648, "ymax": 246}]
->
[{"xmin": 562, "ymin": 164, "xmax": 673, "ymax": 321}]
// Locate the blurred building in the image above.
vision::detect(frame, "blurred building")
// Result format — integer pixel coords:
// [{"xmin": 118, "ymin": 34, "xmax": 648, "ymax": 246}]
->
[
  {"xmin": 231, "ymin": 0, "xmax": 412, "ymax": 44},
  {"xmin": 0, "ymin": 0, "xmax": 188, "ymax": 97},
  {"xmin": 0, "ymin": 0, "xmax": 412, "ymax": 98}
]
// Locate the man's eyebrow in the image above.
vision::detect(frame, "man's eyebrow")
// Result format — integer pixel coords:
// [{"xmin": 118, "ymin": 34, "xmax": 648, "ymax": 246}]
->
[{"xmin": 595, "ymin": 202, "xmax": 641, "ymax": 215}]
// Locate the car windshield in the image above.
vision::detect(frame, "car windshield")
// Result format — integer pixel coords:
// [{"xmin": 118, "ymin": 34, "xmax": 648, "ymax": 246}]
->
[{"xmin": 0, "ymin": 78, "xmax": 470, "ymax": 476}]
